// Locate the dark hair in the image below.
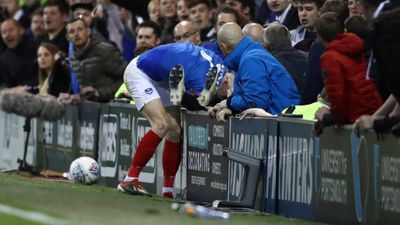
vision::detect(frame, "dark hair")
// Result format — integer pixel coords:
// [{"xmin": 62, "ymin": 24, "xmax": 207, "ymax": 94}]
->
[
  {"xmin": 230, "ymin": 0, "xmax": 256, "ymax": 19},
  {"xmin": 44, "ymin": 0, "xmax": 70, "ymax": 15},
  {"xmin": 320, "ymin": 0, "xmax": 349, "ymax": 24},
  {"xmin": 31, "ymin": 7, "xmax": 43, "ymax": 19},
  {"xmin": 188, "ymin": 0, "xmax": 212, "ymax": 9},
  {"xmin": 345, "ymin": 15, "xmax": 370, "ymax": 39},
  {"xmin": 66, "ymin": 17, "xmax": 88, "ymax": 29},
  {"xmin": 298, "ymin": 0, "xmax": 326, "ymax": 9},
  {"xmin": 70, "ymin": 3, "xmax": 94, "ymax": 12},
  {"xmin": 137, "ymin": 20, "xmax": 162, "ymax": 38},
  {"xmin": 315, "ymin": 12, "xmax": 344, "ymax": 42},
  {"xmin": 218, "ymin": 6, "xmax": 240, "ymax": 22}
]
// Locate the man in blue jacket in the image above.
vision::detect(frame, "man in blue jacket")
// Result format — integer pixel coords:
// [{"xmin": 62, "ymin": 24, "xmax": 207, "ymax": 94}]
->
[
  {"xmin": 118, "ymin": 42, "xmax": 225, "ymax": 198},
  {"xmin": 210, "ymin": 22, "xmax": 300, "ymax": 120}
]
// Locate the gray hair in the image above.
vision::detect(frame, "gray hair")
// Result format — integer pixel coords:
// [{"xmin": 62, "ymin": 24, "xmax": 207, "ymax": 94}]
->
[{"xmin": 263, "ymin": 22, "xmax": 292, "ymax": 50}]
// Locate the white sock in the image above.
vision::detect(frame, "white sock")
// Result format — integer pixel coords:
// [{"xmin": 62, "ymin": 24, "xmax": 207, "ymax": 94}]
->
[
  {"xmin": 124, "ymin": 176, "xmax": 137, "ymax": 182},
  {"xmin": 162, "ymin": 187, "xmax": 173, "ymax": 193}
]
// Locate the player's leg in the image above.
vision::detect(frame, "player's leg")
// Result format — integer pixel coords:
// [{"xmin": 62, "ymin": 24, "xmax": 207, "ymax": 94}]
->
[
  {"xmin": 118, "ymin": 59, "xmax": 170, "ymax": 196},
  {"xmin": 197, "ymin": 64, "xmax": 227, "ymax": 106},
  {"xmin": 160, "ymin": 106, "xmax": 182, "ymax": 198},
  {"xmin": 169, "ymin": 64, "xmax": 185, "ymax": 106}
]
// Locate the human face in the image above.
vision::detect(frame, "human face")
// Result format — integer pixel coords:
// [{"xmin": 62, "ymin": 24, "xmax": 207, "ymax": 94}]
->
[
  {"xmin": 348, "ymin": 0, "xmax": 364, "ymax": 16},
  {"xmin": 173, "ymin": 24, "xmax": 198, "ymax": 43},
  {"xmin": 297, "ymin": 2, "xmax": 319, "ymax": 29},
  {"xmin": 1, "ymin": 20, "xmax": 24, "ymax": 49},
  {"xmin": 177, "ymin": 0, "xmax": 189, "ymax": 21},
  {"xmin": 37, "ymin": 46, "xmax": 54, "ymax": 72},
  {"xmin": 189, "ymin": 3, "xmax": 212, "ymax": 30},
  {"xmin": 31, "ymin": 14, "xmax": 46, "ymax": 38},
  {"xmin": 66, "ymin": 20, "xmax": 90, "ymax": 48},
  {"xmin": 216, "ymin": 12, "xmax": 237, "ymax": 32},
  {"xmin": 267, "ymin": 0, "xmax": 289, "ymax": 14},
  {"xmin": 43, "ymin": 6, "xmax": 66, "ymax": 33},
  {"xmin": 149, "ymin": 4, "xmax": 164, "ymax": 24},
  {"xmin": 160, "ymin": 0, "xmax": 177, "ymax": 18},
  {"xmin": 73, "ymin": 8, "xmax": 93, "ymax": 27},
  {"xmin": 136, "ymin": 27, "xmax": 159, "ymax": 48}
]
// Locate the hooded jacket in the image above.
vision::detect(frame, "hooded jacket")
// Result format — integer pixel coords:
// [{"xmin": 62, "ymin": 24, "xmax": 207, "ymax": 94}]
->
[
  {"xmin": 321, "ymin": 33, "xmax": 382, "ymax": 124},
  {"xmin": 224, "ymin": 36, "xmax": 300, "ymax": 114}
]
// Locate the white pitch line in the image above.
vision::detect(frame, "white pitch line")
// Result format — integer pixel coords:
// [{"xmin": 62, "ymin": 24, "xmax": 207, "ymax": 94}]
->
[{"xmin": 0, "ymin": 203, "xmax": 68, "ymax": 225}]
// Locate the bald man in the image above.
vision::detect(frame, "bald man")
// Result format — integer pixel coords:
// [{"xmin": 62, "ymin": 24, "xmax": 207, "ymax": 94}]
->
[
  {"xmin": 212, "ymin": 22, "xmax": 300, "ymax": 117},
  {"xmin": 242, "ymin": 22, "xmax": 264, "ymax": 44},
  {"xmin": 173, "ymin": 20, "xmax": 201, "ymax": 45}
]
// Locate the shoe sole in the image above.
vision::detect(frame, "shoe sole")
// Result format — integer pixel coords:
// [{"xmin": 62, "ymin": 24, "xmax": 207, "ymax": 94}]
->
[
  {"xmin": 169, "ymin": 65, "xmax": 185, "ymax": 106},
  {"xmin": 197, "ymin": 66, "xmax": 218, "ymax": 106}
]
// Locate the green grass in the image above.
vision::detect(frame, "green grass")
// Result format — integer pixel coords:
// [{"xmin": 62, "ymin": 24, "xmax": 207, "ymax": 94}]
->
[{"xmin": 0, "ymin": 173, "xmax": 325, "ymax": 225}]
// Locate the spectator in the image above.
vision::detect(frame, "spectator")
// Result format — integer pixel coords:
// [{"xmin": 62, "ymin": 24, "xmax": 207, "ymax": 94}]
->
[
  {"xmin": 290, "ymin": 0, "xmax": 324, "ymax": 48},
  {"xmin": 148, "ymin": 0, "xmax": 165, "ymax": 25},
  {"xmin": 65, "ymin": 18, "xmax": 126, "ymax": 102},
  {"xmin": 354, "ymin": 8, "xmax": 400, "ymax": 136},
  {"xmin": 201, "ymin": 6, "xmax": 242, "ymax": 59},
  {"xmin": 210, "ymin": 22, "xmax": 299, "ymax": 119},
  {"xmin": 160, "ymin": 0, "xmax": 179, "ymax": 44},
  {"xmin": 242, "ymin": 22, "xmax": 264, "ymax": 44},
  {"xmin": 29, "ymin": 8, "xmax": 46, "ymax": 46},
  {"xmin": 118, "ymin": 42, "xmax": 225, "ymax": 198},
  {"xmin": 348, "ymin": 0, "xmax": 364, "ymax": 16},
  {"xmin": 37, "ymin": 42, "xmax": 70, "ymax": 97},
  {"xmin": 313, "ymin": 12, "xmax": 382, "ymax": 135},
  {"xmin": 264, "ymin": 22, "xmax": 307, "ymax": 96},
  {"xmin": 71, "ymin": 2, "xmax": 109, "ymax": 41},
  {"xmin": 42, "ymin": 0, "xmax": 69, "ymax": 54},
  {"xmin": 301, "ymin": 0, "xmax": 349, "ymax": 104},
  {"xmin": 173, "ymin": 20, "xmax": 201, "ymax": 44},
  {"xmin": 0, "ymin": 19, "xmax": 37, "ymax": 88},
  {"xmin": 136, "ymin": 20, "xmax": 162, "ymax": 50},
  {"xmin": 266, "ymin": 0, "xmax": 300, "ymax": 30},
  {"xmin": 188, "ymin": 0, "xmax": 215, "ymax": 42},
  {"xmin": 177, "ymin": 0, "xmax": 190, "ymax": 20},
  {"xmin": 344, "ymin": 15, "xmax": 370, "ymax": 40},
  {"xmin": 226, "ymin": 0, "xmax": 255, "ymax": 21}
]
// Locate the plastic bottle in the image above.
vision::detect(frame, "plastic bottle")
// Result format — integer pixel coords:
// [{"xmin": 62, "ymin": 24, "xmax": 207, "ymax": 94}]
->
[{"xmin": 171, "ymin": 202, "xmax": 230, "ymax": 221}]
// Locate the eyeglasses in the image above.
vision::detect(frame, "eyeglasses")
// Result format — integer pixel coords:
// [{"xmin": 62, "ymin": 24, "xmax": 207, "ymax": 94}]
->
[{"xmin": 174, "ymin": 31, "xmax": 197, "ymax": 42}]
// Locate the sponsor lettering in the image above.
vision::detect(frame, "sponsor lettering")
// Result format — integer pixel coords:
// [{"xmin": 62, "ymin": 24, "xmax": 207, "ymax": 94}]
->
[
  {"xmin": 188, "ymin": 125, "xmax": 208, "ymax": 150},
  {"xmin": 80, "ymin": 121, "xmax": 95, "ymax": 150}
]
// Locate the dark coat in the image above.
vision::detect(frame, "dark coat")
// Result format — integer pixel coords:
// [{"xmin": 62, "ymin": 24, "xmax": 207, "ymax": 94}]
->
[
  {"xmin": 0, "ymin": 35, "xmax": 38, "ymax": 88},
  {"xmin": 271, "ymin": 46, "xmax": 307, "ymax": 96},
  {"xmin": 70, "ymin": 38, "xmax": 126, "ymax": 102}
]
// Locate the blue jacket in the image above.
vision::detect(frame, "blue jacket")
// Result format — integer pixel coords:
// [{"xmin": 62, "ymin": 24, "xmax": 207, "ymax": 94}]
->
[
  {"xmin": 224, "ymin": 36, "xmax": 300, "ymax": 114},
  {"xmin": 137, "ymin": 42, "xmax": 224, "ymax": 95}
]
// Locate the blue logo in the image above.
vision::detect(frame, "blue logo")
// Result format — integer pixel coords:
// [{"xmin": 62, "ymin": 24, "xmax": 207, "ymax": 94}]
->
[{"xmin": 145, "ymin": 88, "xmax": 153, "ymax": 94}]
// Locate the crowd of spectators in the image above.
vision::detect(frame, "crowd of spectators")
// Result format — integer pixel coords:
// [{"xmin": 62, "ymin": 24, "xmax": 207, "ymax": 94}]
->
[{"xmin": 0, "ymin": 0, "xmax": 399, "ymax": 157}]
